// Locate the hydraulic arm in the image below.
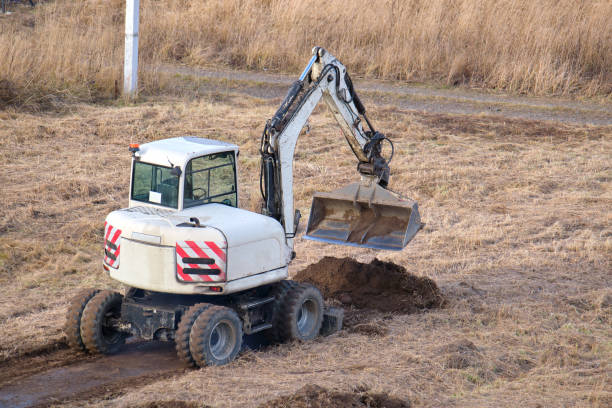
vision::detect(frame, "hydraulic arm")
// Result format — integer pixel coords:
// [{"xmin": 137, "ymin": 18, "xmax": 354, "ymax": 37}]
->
[{"xmin": 260, "ymin": 47, "xmax": 421, "ymax": 251}]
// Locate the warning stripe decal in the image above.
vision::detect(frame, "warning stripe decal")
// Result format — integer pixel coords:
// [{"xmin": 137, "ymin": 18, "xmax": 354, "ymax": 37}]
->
[
  {"xmin": 204, "ymin": 241, "xmax": 226, "ymax": 263},
  {"xmin": 103, "ymin": 223, "xmax": 122, "ymax": 268},
  {"xmin": 176, "ymin": 240, "xmax": 226, "ymax": 283},
  {"xmin": 176, "ymin": 263, "xmax": 193, "ymax": 282},
  {"xmin": 104, "ymin": 221, "xmax": 111, "ymax": 241},
  {"xmin": 185, "ymin": 241, "xmax": 221, "ymax": 270},
  {"xmin": 175, "ymin": 245, "xmax": 205, "ymax": 282}
]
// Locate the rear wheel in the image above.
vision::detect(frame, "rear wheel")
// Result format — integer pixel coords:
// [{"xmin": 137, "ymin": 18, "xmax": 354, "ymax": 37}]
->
[
  {"xmin": 189, "ymin": 306, "xmax": 243, "ymax": 367},
  {"xmin": 175, "ymin": 303, "xmax": 211, "ymax": 367},
  {"xmin": 64, "ymin": 288, "xmax": 100, "ymax": 352},
  {"xmin": 278, "ymin": 283, "xmax": 324, "ymax": 342},
  {"xmin": 80, "ymin": 290, "xmax": 126, "ymax": 354}
]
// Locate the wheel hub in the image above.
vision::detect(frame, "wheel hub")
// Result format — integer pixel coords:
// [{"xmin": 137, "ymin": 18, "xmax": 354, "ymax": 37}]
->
[
  {"xmin": 209, "ymin": 320, "xmax": 236, "ymax": 360},
  {"xmin": 296, "ymin": 299, "xmax": 318, "ymax": 335}
]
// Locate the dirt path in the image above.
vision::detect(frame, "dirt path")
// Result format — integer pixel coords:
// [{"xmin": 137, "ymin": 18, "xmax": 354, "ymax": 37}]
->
[
  {"xmin": 159, "ymin": 64, "xmax": 612, "ymax": 126},
  {"xmin": 0, "ymin": 341, "xmax": 185, "ymax": 408},
  {"xmin": 0, "ymin": 333, "xmax": 276, "ymax": 408}
]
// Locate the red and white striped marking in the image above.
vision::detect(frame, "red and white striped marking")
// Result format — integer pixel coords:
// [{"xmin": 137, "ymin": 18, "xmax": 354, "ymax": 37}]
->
[
  {"xmin": 103, "ymin": 222, "xmax": 122, "ymax": 268},
  {"xmin": 175, "ymin": 240, "xmax": 227, "ymax": 282}
]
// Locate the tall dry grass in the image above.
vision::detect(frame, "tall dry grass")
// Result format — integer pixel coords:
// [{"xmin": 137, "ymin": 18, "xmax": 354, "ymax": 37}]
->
[
  {"xmin": 0, "ymin": 0, "xmax": 126, "ymax": 106},
  {"xmin": 1, "ymin": 0, "xmax": 611, "ymax": 106}
]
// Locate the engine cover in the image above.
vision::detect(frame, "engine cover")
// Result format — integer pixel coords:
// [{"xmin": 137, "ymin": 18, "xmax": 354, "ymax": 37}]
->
[{"xmin": 104, "ymin": 204, "xmax": 291, "ymax": 295}]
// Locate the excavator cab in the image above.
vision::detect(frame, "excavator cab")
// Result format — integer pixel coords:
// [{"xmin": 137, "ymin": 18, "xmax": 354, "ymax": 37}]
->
[{"xmin": 304, "ymin": 177, "xmax": 422, "ymax": 251}]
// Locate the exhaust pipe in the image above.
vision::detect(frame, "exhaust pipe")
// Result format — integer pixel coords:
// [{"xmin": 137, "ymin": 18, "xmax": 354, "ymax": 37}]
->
[{"xmin": 304, "ymin": 177, "xmax": 422, "ymax": 251}]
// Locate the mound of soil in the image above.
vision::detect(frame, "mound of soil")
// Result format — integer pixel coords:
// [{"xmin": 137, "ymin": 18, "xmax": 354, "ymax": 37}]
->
[
  {"xmin": 132, "ymin": 402, "xmax": 209, "ymax": 408},
  {"xmin": 438, "ymin": 339, "xmax": 481, "ymax": 370},
  {"xmin": 259, "ymin": 384, "xmax": 409, "ymax": 408},
  {"xmin": 349, "ymin": 322, "xmax": 390, "ymax": 337},
  {"xmin": 294, "ymin": 257, "xmax": 444, "ymax": 313}
]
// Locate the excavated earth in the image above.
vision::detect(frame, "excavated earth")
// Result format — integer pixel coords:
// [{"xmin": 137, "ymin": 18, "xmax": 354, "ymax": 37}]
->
[
  {"xmin": 132, "ymin": 401, "xmax": 211, "ymax": 408},
  {"xmin": 294, "ymin": 256, "xmax": 445, "ymax": 313},
  {"xmin": 258, "ymin": 384, "xmax": 410, "ymax": 408}
]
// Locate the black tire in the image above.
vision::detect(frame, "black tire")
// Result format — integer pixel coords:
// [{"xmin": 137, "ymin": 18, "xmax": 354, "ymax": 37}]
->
[
  {"xmin": 189, "ymin": 305, "xmax": 243, "ymax": 367},
  {"xmin": 80, "ymin": 290, "xmax": 126, "ymax": 354},
  {"xmin": 278, "ymin": 283, "xmax": 324, "ymax": 342},
  {"xmin": 265, "ymin": 280, "xmax": 299, "ymax": 343},
  {"xmin": 175, "ymin": 303, "xmax": 211, "ymax": 367},
  {"xmin": 64, "ymin": 288, "xmax": 100, "ymax": 352}
]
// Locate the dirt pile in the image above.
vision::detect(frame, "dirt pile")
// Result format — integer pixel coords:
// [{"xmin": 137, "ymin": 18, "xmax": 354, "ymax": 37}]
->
[
  {"xmin": 349, "ymin": 322, "xmax": 390, "ymax": 337},
  {"xmin": 131, "ymin": 401, "xmax": 209, "ymax": 408},
  {"xmin": 294, "ymin": 257, "xmax": 444, "ymax": 313},
  {"xmin": 438, "ymin": 339, "xmax": 482, "ymax": 369},
  {"xmin": 259, "ymin": 384, "xmax": 409, "ymax": 408}
]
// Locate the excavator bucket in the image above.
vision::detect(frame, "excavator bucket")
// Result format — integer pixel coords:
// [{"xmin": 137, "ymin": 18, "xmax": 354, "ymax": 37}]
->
[{"xmin": 304, "ymin": 179, "xmax": 422, "ymax": 251}]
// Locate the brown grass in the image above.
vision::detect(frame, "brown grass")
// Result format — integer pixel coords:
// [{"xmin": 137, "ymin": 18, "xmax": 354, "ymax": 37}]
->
[
  {"xmin": 1, "ymin": 0, "xmax": 611, "ymax": 107},
  {"xmin": 0, "ymin": 85, "xmax": 610, "ymax": 406},
  {"xmin": 0, "ymin": 1, "xmax": 124, "ymax": 107}
]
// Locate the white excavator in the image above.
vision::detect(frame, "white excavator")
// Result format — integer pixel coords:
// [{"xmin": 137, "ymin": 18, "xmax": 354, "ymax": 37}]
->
[{"xmin": 64, "ymin": 47, "xmax": 421, "ymax": 367}]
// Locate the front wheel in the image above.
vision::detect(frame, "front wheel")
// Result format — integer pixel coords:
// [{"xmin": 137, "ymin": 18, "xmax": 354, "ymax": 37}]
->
[
  {"xmin": 189, "ymin": 306, "xmax": 243, "ymax": 367},
  {"xmin": 80, "ymin": 290, "xmax": 126, "ymax": 354},
  {"xmin": 64, "ymin": 288, "xmax": 100, "ymax": 352},
  {"xmin": 278, "ymin": 283, "xmax": 324, "ymax": 342}
]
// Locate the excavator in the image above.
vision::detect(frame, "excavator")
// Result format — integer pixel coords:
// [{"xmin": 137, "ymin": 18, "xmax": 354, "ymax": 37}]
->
[{"xmin": 64, "ymin": 47, "xmax": 422, "ymax": 367}]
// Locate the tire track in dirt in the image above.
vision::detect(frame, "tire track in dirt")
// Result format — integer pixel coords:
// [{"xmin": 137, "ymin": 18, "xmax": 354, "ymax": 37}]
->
[
  {"xmin": 0, "ymin": 341, "xmax": 86, "ymax": 387},
  {"xmin": 0, "ymin": 341, "xmax": 186, "ymax": 408},
  {"xmin": 0, "ymin": 335, "xmax": 273, "ymax": 407}
]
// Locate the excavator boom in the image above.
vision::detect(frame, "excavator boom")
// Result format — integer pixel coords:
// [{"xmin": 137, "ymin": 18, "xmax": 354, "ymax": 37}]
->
[{"xmin": 260, "ymin": 47, "xmax": 422, "ymax": 251}]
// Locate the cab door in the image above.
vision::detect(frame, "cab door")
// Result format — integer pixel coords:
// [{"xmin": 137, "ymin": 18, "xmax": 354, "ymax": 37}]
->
[{"xmin": 183, "ymin": 151, "xmax": 238, "ymax": 209}]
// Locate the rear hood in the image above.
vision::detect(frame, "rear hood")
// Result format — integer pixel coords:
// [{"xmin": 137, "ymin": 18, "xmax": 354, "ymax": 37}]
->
[{"xmin": 105, "ymin": 204, "xmax": 286, "ymax": 249}]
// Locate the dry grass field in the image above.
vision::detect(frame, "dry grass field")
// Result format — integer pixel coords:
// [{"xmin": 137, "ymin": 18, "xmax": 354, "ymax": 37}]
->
[
  {"xmin": 0, "ymin": 1, "xmax": 611, "ymax": 407},
  {"xmin": 0, "ymin": 82, "xmax": 610, "ymax": 406},
  {"xmin": 1, "ymin": 0, "xmax": 612, "ymax": 108}
]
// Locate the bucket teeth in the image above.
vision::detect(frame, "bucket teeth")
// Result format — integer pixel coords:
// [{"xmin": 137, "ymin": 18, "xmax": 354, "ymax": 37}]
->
[{"xmin": 304, "ymin": 180, "xmax": 422, "ymax": 251}]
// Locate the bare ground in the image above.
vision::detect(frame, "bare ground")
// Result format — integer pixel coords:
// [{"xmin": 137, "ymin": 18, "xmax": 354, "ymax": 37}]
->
[
  {"xmin": 0, "ymin": 80, "xmax": 610, "ymax": 407},
  {"xmin": 0, "ymin": 341, "xmax": 185, "ymax": 408}
]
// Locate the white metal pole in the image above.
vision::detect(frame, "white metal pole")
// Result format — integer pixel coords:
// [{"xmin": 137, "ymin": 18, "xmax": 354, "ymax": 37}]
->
[{"xmin": 124, "ymin": 0, "xmax": 140, "ymax": 97}]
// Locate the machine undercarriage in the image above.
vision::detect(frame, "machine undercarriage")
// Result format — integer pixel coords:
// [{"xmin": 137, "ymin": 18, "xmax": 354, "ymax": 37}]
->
[{"xmin": 67, "ymin": 282, "xmax": 343, "ymax": 367}]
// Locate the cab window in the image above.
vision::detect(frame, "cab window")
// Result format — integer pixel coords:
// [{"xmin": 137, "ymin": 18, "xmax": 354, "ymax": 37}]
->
[
  {"xmin": 131, "ymin": 162, "xmax": 179, "ymax": 208},
  {"xmin": 184, "ymin": 152, "xmax": 237, "ymax": 208}
]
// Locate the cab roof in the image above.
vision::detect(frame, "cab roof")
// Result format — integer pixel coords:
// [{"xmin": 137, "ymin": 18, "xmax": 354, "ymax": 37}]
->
[{"xmin": 135, "ymin": 137, "xmax": 239, "ymax": 168}]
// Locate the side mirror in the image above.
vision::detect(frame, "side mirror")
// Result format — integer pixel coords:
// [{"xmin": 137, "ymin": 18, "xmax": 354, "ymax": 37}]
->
[{"xmin": 171, "ymin": 166, "xmax": 182, "ymax": 177}]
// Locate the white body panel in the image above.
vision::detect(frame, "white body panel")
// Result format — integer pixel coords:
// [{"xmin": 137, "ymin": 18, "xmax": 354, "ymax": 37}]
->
[{"xmin": 106, "ymin": 204, "xmax": 291, "ymax": 295}]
